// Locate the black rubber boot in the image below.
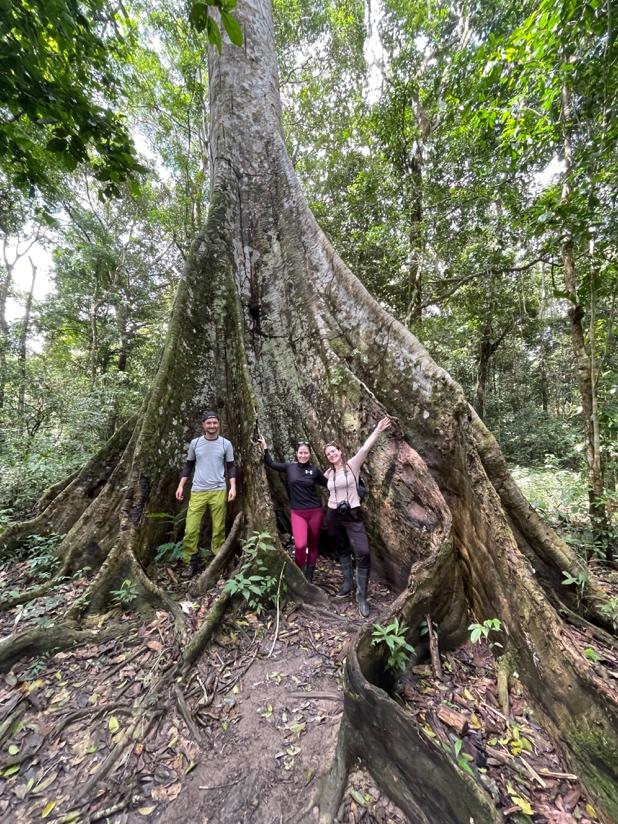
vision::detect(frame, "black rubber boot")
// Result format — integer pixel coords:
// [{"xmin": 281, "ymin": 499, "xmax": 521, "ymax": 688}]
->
[
  {"xmin": 336, "ymin": 555, "xmax": 354, "ymax": 597},
  {"xmin": 305, "ymin": 564, "xmax": 315, "ymax": 583},
  {"xmin": 190, "ymin": 552, "xmax": 205, "ymax": 577},
  {"xmin": 356, "ymin": 568, "xmax": 370, "ymax": 618}
]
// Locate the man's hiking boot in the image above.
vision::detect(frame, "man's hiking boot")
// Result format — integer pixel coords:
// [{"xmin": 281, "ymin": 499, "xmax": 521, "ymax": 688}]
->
[
  {"xmin": 190, "ymin": 552, "xmax": 205, "ymax": 577},
  {"xmin": 336, "ymin": 555, "xmax": 354, "ymax": 597},
  {"xmin": 305, "ymin": 564, "xmax": 315, "ymax": 583},
  {"xmin": 356, "ymin": 568, "xmax": 370, "ymax": 618}
]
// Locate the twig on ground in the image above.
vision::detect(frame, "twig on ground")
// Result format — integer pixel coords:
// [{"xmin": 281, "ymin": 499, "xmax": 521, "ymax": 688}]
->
[
  {"xmin": 197, "ymin": 673, "xmax": 219, "ymax": 707},
  {"xmin": 289, "ymin": 691, "xmax": 342, "ymax": 702},
  {"xmin": 426, "ymin": 614, "xmax": 443, "ymax": 680},
  {"xmin": 486, "ymin": 745, "xmax": 536, "ymax": 785},
  {"xmin": 174, "ymin": 684, "xmax": 204, "ymax": 743},
  {"xmin": 537, "ymin": 768, "xmax": 579, "ymax": 780},
  {"xmin": 306, "ymin": 626, "xmax": 337, "ymax": 664},
  {"xmin": 199, "ymin": 776, "xmax": 243, "ymax": 791},
  {"xmin": 481, "ymin": 699, "xmax": 507, "ymax": 722},
  {"xmin": 267, "ymin": 564, "xmax": 286, "ymax": 658},
  {"xmin": 90, "ymin": 798, "xmax": 131, "ymax": 821},
  {"xmin": 106, "ymin": 645, "xmax": 147, "ymax": 681},
  {"xmin": 520, "ymin": 755, "xmax": 547, "ymax": 788},
  {"xmin": 222, "ymin": 644, "xmax": 260, "ymax": 694},
  {"xmin": 52, "ymin": 702, "xmax": 132, "ymax": 738}
]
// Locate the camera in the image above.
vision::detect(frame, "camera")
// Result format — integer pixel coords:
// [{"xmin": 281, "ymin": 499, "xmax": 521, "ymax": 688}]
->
[{"xmin": 336, "ymin": 500, "xmax": 351, "ymax": 514}]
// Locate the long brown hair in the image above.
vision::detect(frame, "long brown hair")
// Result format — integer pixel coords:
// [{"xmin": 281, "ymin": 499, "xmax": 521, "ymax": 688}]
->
[{"xmin": 324, "ymin": 441, "xmax": 347, "ymax": 470}]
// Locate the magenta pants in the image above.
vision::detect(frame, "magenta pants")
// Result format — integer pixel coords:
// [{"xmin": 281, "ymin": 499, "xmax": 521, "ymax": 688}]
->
[{"xmin": 290, "ymin": 507, "xmax": 323, "ymax": 567}]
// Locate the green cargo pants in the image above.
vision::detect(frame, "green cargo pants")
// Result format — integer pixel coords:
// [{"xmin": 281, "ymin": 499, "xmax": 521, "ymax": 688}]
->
[{"xmin": 182, "ymin": 489, "xmax": 227, "ymax": 563}]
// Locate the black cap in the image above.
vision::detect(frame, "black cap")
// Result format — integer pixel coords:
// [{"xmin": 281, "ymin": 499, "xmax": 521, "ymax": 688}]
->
[{"xmin": 201, "ymin": 410, "xmax": 219, "ymax": 421}]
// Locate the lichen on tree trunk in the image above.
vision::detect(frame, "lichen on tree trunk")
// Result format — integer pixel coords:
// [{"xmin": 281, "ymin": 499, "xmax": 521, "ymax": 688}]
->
[{"xmin": 1, "ymin": 0, "xmax": 616, "ymax": 819}]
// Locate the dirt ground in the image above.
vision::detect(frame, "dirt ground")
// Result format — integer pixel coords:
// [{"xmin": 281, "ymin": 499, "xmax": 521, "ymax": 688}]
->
[
  {"xmin": 0, "ymin": 554, "xmax": 408, "ymax": 823},
  {"xmin": 1, "ymin": 546, "xmax": 616, "ymax": 823}
]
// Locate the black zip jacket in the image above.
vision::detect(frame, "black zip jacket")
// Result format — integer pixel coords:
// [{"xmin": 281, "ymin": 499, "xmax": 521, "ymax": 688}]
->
[{"xmin": 264, "ymin": 450, "xmax": 327, "ymax": 510}]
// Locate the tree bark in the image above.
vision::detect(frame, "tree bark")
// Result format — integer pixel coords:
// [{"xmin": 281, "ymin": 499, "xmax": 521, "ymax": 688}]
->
[{"xmin": 1, "ymin": 2, "xmax": 617, "ymax": 819}]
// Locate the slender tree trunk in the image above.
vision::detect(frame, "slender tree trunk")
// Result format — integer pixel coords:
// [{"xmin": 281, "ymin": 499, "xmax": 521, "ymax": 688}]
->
[
  {"xmin": 16, "ymin": 259, "xmax": 36, "ymax": 432},
  {"xmin": 405, "ymin": 153, "xmax": 423, "ymax": 325},
  {"xmin": 0, "ymin": 241, "xmax": 14, "ymax": 412},
  {"xmin": 561, "ymin": 83, "xmax": 612, "ymax": 563},
  {"xmin": 0, "ymin": 265, "xmax": 9, "ymax": 412},
  {"xmin": 539, "ymin": 263, "xmax": 549, "ymax": 413},
  {"xmin": 474, "ymin": 331, "xmax": 492, "ymax": 420},
  {"xmin": 474, "ymin": 324, "xmax": 510, "ymax": 421},
  {"xmin": 89, "ymin": 297, "xmax": 99, "ymax": 389}
]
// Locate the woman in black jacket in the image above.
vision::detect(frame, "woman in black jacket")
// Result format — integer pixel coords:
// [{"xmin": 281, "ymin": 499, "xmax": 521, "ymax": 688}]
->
[{"xmin": 259, "ymin": 436, "xmax": 327, "ymax": 581}]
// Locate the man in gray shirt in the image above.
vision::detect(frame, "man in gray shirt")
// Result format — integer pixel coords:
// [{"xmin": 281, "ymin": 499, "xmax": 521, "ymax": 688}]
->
[{"xmin": 176, "ymin": 411, "xmax": 237, "ymax": 572}]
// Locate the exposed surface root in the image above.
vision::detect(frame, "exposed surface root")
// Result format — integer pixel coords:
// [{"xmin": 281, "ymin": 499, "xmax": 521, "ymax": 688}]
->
[
  {"xmin": 182, "ymin": 589, "xmax": 232, "ymax": 673},
  {"xmin": 0, "ymin": 581, "xmax": 58, "ymax": 612},
  {"xmin": 0, "ymin": 554, "xmax": 395, "ymax": 823},
  {"xmin": 127, "ymin": 553, "xmax": 185, "ymax": 635},
  {"xmin": 191, "ymin": 512, "xmax": 244, "ymax": 595},
  {"xmin": 0, "ymin": 621, "xmax": 130, "ymax": 672}
]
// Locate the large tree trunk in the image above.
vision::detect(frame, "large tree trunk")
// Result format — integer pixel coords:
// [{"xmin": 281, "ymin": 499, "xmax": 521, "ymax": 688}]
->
[{"xmin": 1, "ymin": 1, "xmax": 617, "ymax": 820}]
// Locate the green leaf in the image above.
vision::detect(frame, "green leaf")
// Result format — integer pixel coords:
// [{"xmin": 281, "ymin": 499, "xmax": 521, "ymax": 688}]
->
[
  {"xmin": 189, "ymin": 2, "xmax": 210, "ymax": 32},
  {"xmin": 42, "ymin": 800, "xmax": 57, "ymax": 818},
  {"xmin": 221, "ymin": 10, "xmax": 243, "ymax": 46},
  {"xmin": 46, "ymin": 137, "xmax": 69, "ymax": 154},
  {"xmin": 206, "ymin": 16, "xmax": 222, "ymax": 51},
  {"xmin": 511, "ymin": 794, "xmax": 534, "ymax": 815},
  {"xmin": 350, "ymin": 789, "xmax": 365, "ymax": 806}
]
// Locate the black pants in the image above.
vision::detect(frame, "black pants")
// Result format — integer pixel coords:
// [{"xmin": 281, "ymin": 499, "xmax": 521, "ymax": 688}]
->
[{"xmin": 326, "ymin": 507, "xmax": 370, "ymax": 571}]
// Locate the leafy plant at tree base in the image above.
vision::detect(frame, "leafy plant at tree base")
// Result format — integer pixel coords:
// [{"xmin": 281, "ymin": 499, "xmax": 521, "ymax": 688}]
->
[
  {"xmin": 419, "ymin": 618, "xmax": 439, "ymax": 637},
  {"xmin": 223, "ymin": 532, "xmax": 284, "ymax": 614},
  {"xmin": 147, "ymin": 511, "xmax": 188, "ymax": 564},
  {"xmin": 154, "ymin": 541, "xmax": 184, "ymax": 565},
  {"xmin": 444, "ymin": 737, "xmax": 475, "ymax": 777},
  {"xmin": 597, "ymin": 596, "xmax": 618, "ymax": 633},
  {"xmin": 20, "ymin": 534, "xmax": 65, "ymax": 578},
  {"xmin": 24, "ymin": 653, "xmax": 50, "ymax": 681},
  {"xmin": 110, "ymin": 579, "xmax": 139, "ymax": 608},
  {"xmin": 0, "ymin": 509, "xmax": 13, "ymax": 531},
  {"xmin": 584, "ymin": 647, "xmax": 601, "ymax": 663},
  {"xmin": 561, "ymin": 568, "xmax": 589, "ymax": 605},
  {"xmin": 468, "ymin": 618, "xmax": 503, "ymax": 649},
  {"xmin": 498, "ymin": 724, "xmax": 533, "ymax": 757},
  {"xmin": 371, "ymin": 618, "xmax": 415, "ymax": 672}
]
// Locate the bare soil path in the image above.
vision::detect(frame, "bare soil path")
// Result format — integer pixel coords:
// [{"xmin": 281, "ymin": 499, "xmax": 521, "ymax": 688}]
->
[{"xmin": 0, "ymin": 554, "xmax": 407, "ymax": 823}]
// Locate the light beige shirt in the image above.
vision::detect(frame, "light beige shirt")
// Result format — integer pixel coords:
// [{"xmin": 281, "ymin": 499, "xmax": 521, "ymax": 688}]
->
[{"xmin": 326, "ymin": 451, "xmax": 365, "ymax": 510}]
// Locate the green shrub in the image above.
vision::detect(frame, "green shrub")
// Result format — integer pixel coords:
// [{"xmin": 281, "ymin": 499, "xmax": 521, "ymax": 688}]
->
[
  {"xmin": 224, "ymin": 531, "xmax": 284, "ymax": 614},
  {"xmin": 371, "ymin": 617, "xmax": 415, "ymax": 672}
]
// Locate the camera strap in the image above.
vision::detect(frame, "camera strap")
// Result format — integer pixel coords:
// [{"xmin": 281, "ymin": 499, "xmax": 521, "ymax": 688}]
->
[{"xmin": 331, "ymin": 464, "xmax": 351, "ymax": 507}]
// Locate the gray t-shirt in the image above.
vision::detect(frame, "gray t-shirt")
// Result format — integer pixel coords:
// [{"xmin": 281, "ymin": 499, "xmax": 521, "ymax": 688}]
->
[{"xmin": 187, "ymin": 436, "xmax": 234, "ymax": 492}]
